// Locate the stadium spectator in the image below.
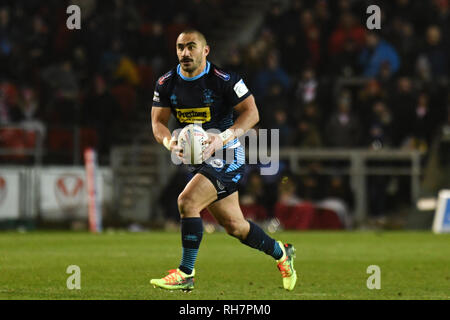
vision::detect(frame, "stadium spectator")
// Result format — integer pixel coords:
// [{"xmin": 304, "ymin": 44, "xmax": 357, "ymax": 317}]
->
[
  {"xmin": 41, "ymin": 60, "xmax": 79, "ymax": 125},
  {"xmin": 114, "ymin": 55, "xmax": 140, "ymax": 86},
  {"xmin": 325, "ymin": 91, "xmax": 362, "ymax": 148},
  {"xmin": 158, "ymin": 167, "xmax": 191, "ymax": 229},
  {"xmin": 139, "ymin": 21, "xmax": 168, "ymax": 76},
  {"xmin": 276, "ymin": 175, "xmax": 301, "ymax": 206},
  {"xmin": 136, "ymin": 56, "xmax": 155, "ymax": 97},
  {"xmin": 404, "ymin": 92, "xmax": 435, "ymax": 152},
  {"xmin": 357, "ymin": 79, "xmax": 387, "ymax": 127},
  {"xmin": 17, "ymin": 86, "xmax": 41, "ymax": 122},
  {"xmin": 264, "ymin": 0, "xmax": 285, "ymax": 37},
  {"xmin": 252, "ymin": 49, "xmax": 290, "ymax": 100},
  {"xmin": 316, "ymin": 175, "xmax": 352, "ymax": 228},
  {"xmin": 415, "ymin": 25, "xmax": 449, "ymax": 81},
  {"xmin": 110, "ymin": 77, "xmax": 137, "ymax": 122},
  {"xmin": 258, "ymin": 81, "xmax": 288, "ymax": 129},
  {"xmin": 239, "ymin": 170, "xmax": 269, "ymax": 222},
  {"xmin": 291, "ymin": 102, "xmax": 323, "ymax": 148},
  {"xmin": 223, "ymin": 46, "xmax": 247, "ymax": 77},
  {"xmin": 366, "ymin": 100, "xmax": 394, "ymax": 149},
  {"xmin": 330, "ymin": 38, "xmax": 361, "ymax": 77},
  {"xmin": 0, "ymin": 8, "xmax": 13, "ymax": 71},
  {"xmin": 0, "ymin": 80, "xmax": 20, "ymax": 124},
  {"xmin": 359, "ymin": 31, "xmax": 400, "ymax": 78},
  {"xmin": 328, "ymin": 11, "xmax": 366, "ymax": 56},
  {"xmin": 294, "ymin": 67, "xmax": 319, "ymax": 106},
  {"xmin": 82, "ymin": 75, "xmax": 120, "ymax": 154},
  {"xmin": 429, "ymin": 0, "xmax": 450, "ymax": 45},
  {"xmin": 240, "ymin": 170, "xmax": 265, "ymax": 206},
  {"xmin": 270, "ymin": 108, "xmax": 292, "ymax": 148},
  {"xmin": 314, "ymin": 0, "xmax": 333, "ymax": 43},
  {"xmin": 300, "ymin": 9, "xmax": 323, "ymax": 68},
  {"xmin": 389, "ymin": 76, "xmax": 417, "ymax": 145},
  {"xmin": 386, "ymin": 18, "xmax": 417, "ymax": 75}
]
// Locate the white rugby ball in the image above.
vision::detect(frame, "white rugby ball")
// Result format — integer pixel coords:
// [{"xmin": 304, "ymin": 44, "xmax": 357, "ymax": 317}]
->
[{"xmin": 177, "ymin": 124, "xmax": 209, "ymax": 164}]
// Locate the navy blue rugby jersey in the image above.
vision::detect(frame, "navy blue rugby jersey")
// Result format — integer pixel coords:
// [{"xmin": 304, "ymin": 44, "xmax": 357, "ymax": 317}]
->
[{"xmin": 152, "ymin": 61, "xmax": 252, "ymax": 148}]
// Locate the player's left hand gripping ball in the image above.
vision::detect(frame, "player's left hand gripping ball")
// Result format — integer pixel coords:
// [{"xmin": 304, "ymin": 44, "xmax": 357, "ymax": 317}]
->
[{"xmin": 202, "ymin": 133, "xmax": 223, "ymax": 161}]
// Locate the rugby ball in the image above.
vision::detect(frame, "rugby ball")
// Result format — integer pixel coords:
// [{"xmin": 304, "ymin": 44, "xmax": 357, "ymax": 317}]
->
[{"xmin": 177, "ymin": 124, "xmax": 209, "ymax": 164}]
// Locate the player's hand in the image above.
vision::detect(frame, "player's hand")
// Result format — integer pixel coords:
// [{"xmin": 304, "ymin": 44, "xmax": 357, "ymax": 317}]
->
[
  {"xmin": 167, "ymin": 136, "xmax": 178, "ymax": 152},
  {"xmin": 172, "ymin": 145, "xmax": 185, "ymax": 163},
  {"xmin": 165, "ymin": 134, "xmax": 186, "ymax": 163},
  {"xmin": 202, "ymin": 133, "xmax": 223, "ymax": 161}
]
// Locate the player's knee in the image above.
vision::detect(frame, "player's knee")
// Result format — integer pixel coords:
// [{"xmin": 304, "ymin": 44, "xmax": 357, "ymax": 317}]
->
[
  {"xmin": 177, "ymin": 193, "xmax": 199, "ymax": 218},
  {"xmin": 222, "ymin": 219, "xmax": 246, "ymax": 239}
]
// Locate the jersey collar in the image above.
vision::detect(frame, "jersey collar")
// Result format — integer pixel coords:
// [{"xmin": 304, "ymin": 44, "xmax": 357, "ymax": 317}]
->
[{"xmin": 177, "ymin": 61, "xmax": 210, "ymax": 81}]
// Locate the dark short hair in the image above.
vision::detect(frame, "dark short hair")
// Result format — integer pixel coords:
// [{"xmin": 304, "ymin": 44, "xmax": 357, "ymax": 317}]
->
[{"xmin": 179, "ymin": 29, "xmax": 207, "ymax": 46}]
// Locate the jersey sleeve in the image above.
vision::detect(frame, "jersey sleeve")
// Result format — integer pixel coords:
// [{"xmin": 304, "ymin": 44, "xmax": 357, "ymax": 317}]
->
[
  {"xmin": 226, "ymin": 73, "xmax": 252, "ymax": 107},
  {"xmin": 152, "ymin": 79, "xmax": 171, "ymax": 108}
]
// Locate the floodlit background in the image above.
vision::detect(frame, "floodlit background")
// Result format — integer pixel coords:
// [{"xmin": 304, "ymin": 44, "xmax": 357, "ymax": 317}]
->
[{"xmin": 0, "ymin": 0, "xmax": 449, "ymax": 231}]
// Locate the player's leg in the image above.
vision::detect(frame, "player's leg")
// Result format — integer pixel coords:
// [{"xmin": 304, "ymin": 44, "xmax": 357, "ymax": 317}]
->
[
  {"xmin": 150, "ymin": 173, "xmax": 217, "ymax": 290},
  {"xmin": 207, "ymin": 192, "xmax": 297, "ymax": 290},
  {"xmin": 207, "ymin": 192, "xmax": 280, "ymax": 255},
  {"xmin": 177, "ymin": 173, "xmax": 217, "ymax": 275}
]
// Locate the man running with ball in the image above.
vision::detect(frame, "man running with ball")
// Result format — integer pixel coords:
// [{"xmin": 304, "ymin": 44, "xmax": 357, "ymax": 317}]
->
[{"xmin": 150, "ymin": 29, "xmax": 297, "ymax": 291}]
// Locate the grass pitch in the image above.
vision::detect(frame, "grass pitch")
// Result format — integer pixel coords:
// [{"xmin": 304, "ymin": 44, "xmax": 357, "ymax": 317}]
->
[{"xmin": 0, "ymin": 231, "xmax": 449, "ymax": 300}]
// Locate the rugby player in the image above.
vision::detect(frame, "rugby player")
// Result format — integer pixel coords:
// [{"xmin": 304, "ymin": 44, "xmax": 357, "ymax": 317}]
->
[{"xmin": 150, "ymin": 30, "xmax": 297, "ymax": 291}]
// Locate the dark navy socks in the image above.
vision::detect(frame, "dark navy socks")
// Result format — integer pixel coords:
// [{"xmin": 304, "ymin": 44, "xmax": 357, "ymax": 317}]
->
[
  {"xmin": 179, "ymin": 217, "xmax": 203, "ymax": 275},
  {"xmin": 240, "ymin": 220, "xmax": 283, "ymax": 260},
  {"xmin": 179, "ymin": 218, "xmax": 282, "ymax": 275}
]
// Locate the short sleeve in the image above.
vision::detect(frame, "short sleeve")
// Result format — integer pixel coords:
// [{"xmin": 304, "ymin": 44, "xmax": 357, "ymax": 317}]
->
[
  {"xmin": 152, "ymin": 81, "xmax": 171, "ymax": 108},
  {"xmin": 226, "ymin": 73, "xmax": 252, "ymax": 107},
  {"xmin": 152, "ymin": 68, "xmax": 176, "ymax": 108}
]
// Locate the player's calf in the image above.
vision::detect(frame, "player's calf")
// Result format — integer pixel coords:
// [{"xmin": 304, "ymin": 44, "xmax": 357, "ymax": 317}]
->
[{"xmin": 239, "ymin": 220, "xmax": 283, "ymax": 260}]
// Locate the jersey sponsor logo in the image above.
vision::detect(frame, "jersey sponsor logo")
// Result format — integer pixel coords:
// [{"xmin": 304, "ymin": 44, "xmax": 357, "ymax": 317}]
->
[
  {"xmin": 214, "ymin": 68, "xmax": 230, "ymax": 81},
  {"xmin": 175, "ymin": 107, "xmax": 211, "ymax": 123},
  {"xmin": 233, "ymin": 79, "xmax": 249, "ymax": 98},
  {"xmin": 158, "ymin": 71, "xmax": 173, "ymax": 85}
]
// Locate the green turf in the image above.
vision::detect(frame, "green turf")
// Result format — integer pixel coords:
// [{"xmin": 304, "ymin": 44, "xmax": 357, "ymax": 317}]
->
[{"xmin": 0, "ymin": 231, "xmax": 449, "ymax": 300}]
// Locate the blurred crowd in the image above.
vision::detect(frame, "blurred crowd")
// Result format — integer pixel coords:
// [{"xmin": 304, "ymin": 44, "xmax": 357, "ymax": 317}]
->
[
  {"xmin": 0, "ymin": 0, "xmax": 449, "ymax": 225},
  {"xmin": 222, "ymin": 0, "xmax": 449, "ymax": 226},
  {"xmin": 161, "ymin": 0, "xmax": 450, "ymax": 226},
  {"xmin": 226, "ymin": 0, "xmax": 449, "ymax": 152},
  {"xmin": 0, "ymin": 0, "xmax": 237, "ymax": 161}
]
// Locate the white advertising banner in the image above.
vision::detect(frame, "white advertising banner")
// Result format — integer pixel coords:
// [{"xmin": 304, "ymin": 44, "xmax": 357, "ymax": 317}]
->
[
  {"xmin": 39, "ymin": 167, "xmax": 111, "ymax": 221},
  {"xmin": 0, "ymin": 170, "xmax": 21, "ymax": 219}
]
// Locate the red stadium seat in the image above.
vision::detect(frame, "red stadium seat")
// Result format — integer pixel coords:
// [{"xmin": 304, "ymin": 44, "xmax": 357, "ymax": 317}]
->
[
  {"xmin": 0, "ymin": 127, "xmax": 37, "ymax": 161},
  {"xmin": 47, "ymin": 127, "xmax": 99, "ymax": 159},
  {"xmin": 314, "ymin": 207, "xmax": 344, "ymax": 230},
  {"xmin": 80, "ymin": 127, "xmax": 98, "ymax": 152},
  {"xmin": 274, "ymin": 202, "xmax": 316, "ymax": 230},
  {"xmin": 241, "ymin": 203, "xmax": 268, "ymax": 222},
  {"xmin": 47, "ymin": 127, "xmax": 74, "ymax": 154},
  {"xmin": 111, "ymin": 84, "xmax": 137, "ymax": 120}
]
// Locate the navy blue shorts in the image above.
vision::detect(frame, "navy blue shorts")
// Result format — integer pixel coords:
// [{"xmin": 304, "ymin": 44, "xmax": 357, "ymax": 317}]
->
[{"xmin": 188, "ymin": 146, "xmax": 245, "ymax": 201}]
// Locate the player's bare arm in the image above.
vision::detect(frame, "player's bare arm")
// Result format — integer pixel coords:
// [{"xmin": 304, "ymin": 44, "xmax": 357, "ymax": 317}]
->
[
  {"xmin": 203, "ymin": 95, "xmax": 259, "ymax": 160},
  {"xmin": 151, "ymin": 106, "xmax": 182, "ymax": 157}
]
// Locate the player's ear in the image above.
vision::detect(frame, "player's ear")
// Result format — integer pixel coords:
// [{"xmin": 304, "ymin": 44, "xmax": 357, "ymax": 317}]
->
[{"xmin": 204, "ymin": 45, "xmax": 210, "ymax": 57}]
